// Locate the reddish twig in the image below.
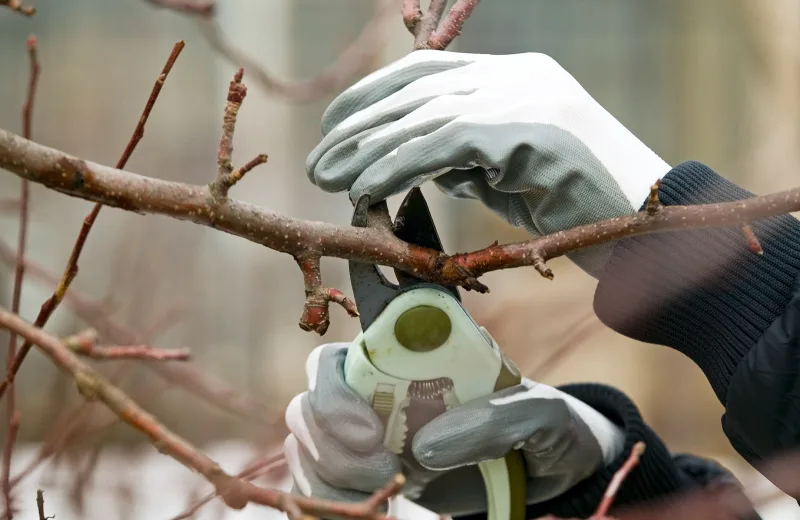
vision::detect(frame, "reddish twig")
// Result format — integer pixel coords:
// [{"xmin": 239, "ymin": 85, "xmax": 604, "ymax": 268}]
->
[
  {"xmin": 62, "ymin": 329, "xmax": 191, "ymax": 361},
  {"xmin": 142, "ymin": 0, "xmax": 214, "ymax": 16},
  {"xmin": 741, "ymin": 224, "xmax": 763, "ymax": 254},
  {"xmin": 3, "ymin": 239, "xmax": 278, "ymax": 425},
  {"xmin": 0, "ymin": 304, "xmax": 408, "ymax": 520},
  {"xmin": 3, "ymin": 35, "xmax": 38, "ymax": 520},
  {"xmin": 297, "ymin": 255, "xmax": 358, "ymax": 335},
  {"xmin": 209, "ymin": 69, "xmax": 269, "ymax": 199},
  {"xmin": 413, "ymin": 0, "xmax": 447, "ymax": 47},
  {"xmin": 592, "ymin": 442, "xmax": 646, "ymax": 518},
  {"xmin": 401, "ymin": 0, "xmax": 422, "ymax": 33},
  {"xmin": 0, "ymin": 0, "xmax": 34, "ymax": 16},
  {"xmin": 0, "ymin": 40, "xmax": 185, "ymax": 401},
  {"xmin": 426, "ymin": 0, "xmax": 482, "ymax": 50},
  {"xmin": 0, "ymin": 414, "xmax": 19, "ymax": 520},
  {"xmin": 194, "ymin": 0, "xmax": 396, "ymax": 103},
  {"xmin": 171, "ymin": 451, "xmax": 287, "ymax": 520}
]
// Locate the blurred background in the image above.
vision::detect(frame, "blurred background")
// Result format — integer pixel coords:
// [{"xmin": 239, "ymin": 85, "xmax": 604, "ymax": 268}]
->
[{"xmin": 1, "ymin": 0, "xmax": 799, "ymax": 518}]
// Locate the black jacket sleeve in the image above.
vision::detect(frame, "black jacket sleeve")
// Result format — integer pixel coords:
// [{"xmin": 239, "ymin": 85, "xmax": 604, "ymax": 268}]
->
[{"xmin": 593, "ymin": 161, "xmax": 800, "ymax": 491}]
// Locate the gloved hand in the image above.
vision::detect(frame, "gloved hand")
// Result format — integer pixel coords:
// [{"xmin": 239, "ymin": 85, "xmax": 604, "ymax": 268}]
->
[
  {"xmin": 283, "ymin": 343, "xmax": 626, "ymax": 517},
  {"xmin": 306, "ymin": 50, "xmax": 671, "ymax": 277}
]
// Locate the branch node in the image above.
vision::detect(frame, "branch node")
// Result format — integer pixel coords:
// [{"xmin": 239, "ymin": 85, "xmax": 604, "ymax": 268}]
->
[
  {"xmin": 401, "ymin": 0, "xmax": 422, "ymax": 33},
  {"xmin": 533, "ymin": 254, "xmax": 554, "ymax": 280},
  {"xmin": 645, "ymin": 179, "xmax": 663, "ymax": 216},
  {"xmin": 741, "ymin": 224, "xmax": 763, "ymax": 255},
  {"xmin": 297, "ymin": 255, "xmax": 358, "ymax": 335}
]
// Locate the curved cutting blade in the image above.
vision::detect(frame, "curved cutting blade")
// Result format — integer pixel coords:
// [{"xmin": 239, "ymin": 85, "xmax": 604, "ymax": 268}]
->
[
  {"xmin": 348, "ymin": 194, "xmax": 400, "ymax": 331},
  {"xmin": 392, "ymin": 188, "xmax": 460, "ymax": 302}
]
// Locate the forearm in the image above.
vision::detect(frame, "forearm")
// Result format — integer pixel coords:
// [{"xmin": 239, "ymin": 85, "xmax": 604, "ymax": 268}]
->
[{"xmin": 594, "ymin": 160, "xmax": 800, "ymax": 464}]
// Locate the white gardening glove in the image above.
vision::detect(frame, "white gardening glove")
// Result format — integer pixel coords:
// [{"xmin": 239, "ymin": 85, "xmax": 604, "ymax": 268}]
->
[
  {"xmin": 283, "ymin": 344, "xmax": 625, "ymax": 517},
  {"xmin": 306, "ymin": 50, "xmax": 671, "ymax": 277}
]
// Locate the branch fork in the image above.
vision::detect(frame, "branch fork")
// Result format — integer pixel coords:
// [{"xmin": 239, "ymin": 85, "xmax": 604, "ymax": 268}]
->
[{"xmin": 209, "ymin": 68, "xmax": 269, "ymax": 200}]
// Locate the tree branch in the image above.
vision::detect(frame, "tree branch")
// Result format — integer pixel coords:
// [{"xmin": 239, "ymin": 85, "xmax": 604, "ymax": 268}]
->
[
  {"xmin": 191, "ymin": 0, "xmax": 396, "ymax": 103},
  {"xmin": 3, "ymin": 34, "xmax": 38, "ymax": 520},
  {"xmin": 3, "ymin": 126, "xmax": 800, "ymax": 331},
  {"xmin": 426, "ymin": 0, "xmax": 482, "ymax": 50},
  {"xmin": 0, "ymin": 239, "xmax": 278, "ymax": 427},
  {"xmin": 62, "ymin": 329, "xmax": 191, "ymax": 361},
  {"xmin": 209, "ymin": 68, "xmax": 269, "ymax": 200},
  {"xmin": 4, "ymin": 306, "xmax": 409, "ymax": 520},
  {"xmin": 0, "ymin": 0, "xmax": 34, "ymax": 16},
  {"xmin": 0, "ymin": 40, "xmax": 185, "ymax": 402}
]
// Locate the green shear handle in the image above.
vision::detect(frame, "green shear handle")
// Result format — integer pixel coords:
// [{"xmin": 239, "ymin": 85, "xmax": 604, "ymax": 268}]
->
[{"xmin": 344, "ymin": 189, "xmax": 527, "ymax": 520}]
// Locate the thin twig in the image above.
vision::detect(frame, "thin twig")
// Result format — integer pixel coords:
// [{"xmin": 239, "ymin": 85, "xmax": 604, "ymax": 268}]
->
[
  {"xmin": 142, "ymin": 0, "xmax": 214, "ymax": 16},
  {"xmin": 401, "ymin": 0, "xmax": 422, "ymax": 33},
  {"xmin": 171, "ymin": 452, "xmax": 286, "ymax": 520},
  {"xmin": 426, "ymin": 0, "xmax": 482, "ymax": 50},
  {"xmin": 0, "ymin": 414, "xmax": 19, "ymax": 520},
  {"xmin": 0, "ymin": 40, "xmax": 186, "ymax": 401},
  {"xmin": 35, "ymin": 490, "xmax": 50, "ymax": 520},
  {"xmin": 194, "ymin": 0, "xmax": 396, "ymax": 103},
  {"xmin": 592, "ymin": 442, "xmax": 646, "ymax": 518},
  {"xmin": 741, "ymin": 224, "xmax": 763, "ymax": 254},
  {"xmin": 0, "ymin": 239, "xmax": 278, "ymax": 428},
  {"xmin": 209, "ymin": 69, "xmax": 269, "ymax": 199},
  {"xmin": 526, "ymin": 314, "xmax": 605, "ymax": 380},
  {"xmin": 4, "ymin": 305, "xmax": 408, "ymax": 520},
  {"xmin": 62, "ymin": 329, "xmax": 191, "ymax": 361},
  {"xmin": 413, "ymin": 0, "xmax": 448, "ymax": 48},
  {"xmin": 3, "ymin": 35, "xmax": 38, "ymax": 520}
]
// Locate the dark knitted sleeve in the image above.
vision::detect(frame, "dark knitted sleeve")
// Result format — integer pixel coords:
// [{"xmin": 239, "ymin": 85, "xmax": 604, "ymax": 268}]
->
[{"xmin": 593, "ymin": 161, "xmax": 800, "ymax": 404}]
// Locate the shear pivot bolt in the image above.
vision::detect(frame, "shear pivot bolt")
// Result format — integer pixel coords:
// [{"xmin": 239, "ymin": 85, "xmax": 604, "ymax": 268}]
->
[{"xmin": 394, "ymin": 306, "xmax": 451, "ymax": 352}]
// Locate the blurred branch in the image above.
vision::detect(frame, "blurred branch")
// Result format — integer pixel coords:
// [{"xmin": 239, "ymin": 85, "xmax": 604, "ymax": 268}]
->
[
  {"xmin": 170, "ymin": 451, "xmax": 287, "ymax": 520},
  {"xmin": 3, "ymin": 33, "xmax": 38, "ymax": 520},
  {"xmin": 154, "ymin": 0, "xmax": 398, "ymax": 103},
  {"xmin": 62, "ymin": 329, "xmax": 191, "ymax": 361},
  {"xmin": 526, "ymin": 314, "xmax": 604, "ymax": 380},
  {"xmin": 143, "ymin": 0, "xmax": 213, "ymax": 16},
  {"xmin": 0, "ymin": 304, "xmax": 406, "ymax": 520},
  {"xmin": 0, "ymin": 239, "xmax": 277, "ymax": 427},
  {"xmin": 0, "ymin": 0, "xmax": 34, "ymax": 16},
  {"xmin": 0, "ymin": 40, "xmax": 186, "ymax": 403}
]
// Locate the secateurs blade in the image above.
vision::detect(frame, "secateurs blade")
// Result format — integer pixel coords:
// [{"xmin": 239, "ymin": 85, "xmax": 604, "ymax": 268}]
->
[{"xmin": 342, "ymin": 188, "xmax": 528, "ymax": 520}]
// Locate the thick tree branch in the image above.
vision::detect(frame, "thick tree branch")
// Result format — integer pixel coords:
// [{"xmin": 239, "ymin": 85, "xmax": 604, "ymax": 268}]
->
[{"xmin": 3, "ymin": 127, "xmax": 800, "ymax": 330}]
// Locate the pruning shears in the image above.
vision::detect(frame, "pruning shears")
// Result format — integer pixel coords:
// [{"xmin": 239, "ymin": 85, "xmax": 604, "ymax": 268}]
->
[{"xmin": 343, "ymin": 188, "xmax": 527, "ymax": 520}]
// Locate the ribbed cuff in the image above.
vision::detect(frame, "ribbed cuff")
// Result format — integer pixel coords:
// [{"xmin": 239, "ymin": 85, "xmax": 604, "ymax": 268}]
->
[
  {"xmin": 524, "ymin": 384, "xmax": 683, "ymax": 519},
  {"xmin": 593, "ymin": 161, "xmax": 800, "ymax": 404}
]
